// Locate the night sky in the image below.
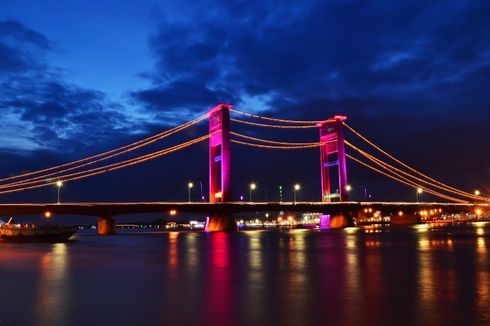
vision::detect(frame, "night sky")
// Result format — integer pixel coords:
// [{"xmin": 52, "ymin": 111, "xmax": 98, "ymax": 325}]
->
[{"xmin": 1, "ymin": 0, "xmax": 489, "ymax": 206}]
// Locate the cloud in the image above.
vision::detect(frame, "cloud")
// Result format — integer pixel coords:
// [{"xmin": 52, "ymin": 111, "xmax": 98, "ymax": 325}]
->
[
  {"xmin": 0, "ymin": 20, "xmax": 143, "ymax": 154},
  {"xmin": 130, "ymin": 0, "xmax": 490, "ymax": 199}
]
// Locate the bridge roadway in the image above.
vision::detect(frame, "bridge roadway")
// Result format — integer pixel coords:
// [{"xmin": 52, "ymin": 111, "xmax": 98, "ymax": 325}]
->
[{"xmin": 0, "ymin": 201, "xmax": 486, "ymax": 217}]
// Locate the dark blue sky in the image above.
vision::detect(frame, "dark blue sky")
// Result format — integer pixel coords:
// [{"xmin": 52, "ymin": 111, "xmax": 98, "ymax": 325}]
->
[{"xmin": 0, "ymin": 0, "xmax": 489, "ymax": 204}]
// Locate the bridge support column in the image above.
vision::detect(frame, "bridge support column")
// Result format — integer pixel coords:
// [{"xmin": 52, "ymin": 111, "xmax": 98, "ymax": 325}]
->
[
  {"xmin": 318, "ymin": 115, "xmax": 348, "ymax": 202},
  {"xmin": 209, "ymin": 104, "xmax": 232, "ymax": 203},
  {"xmin": 320, "ymin": 213, "xmax": 351, "ymax": 229},
  {"xmin": 390, "ymin": 213, "xmax": 419, "ymax": 227},
  {"xmin": 205, "ymin": 214, "xmax": 237, "ymax": 232},
  {"xmin": 98, "ymin": 217, "xmax": 116, "ymax": 235}
]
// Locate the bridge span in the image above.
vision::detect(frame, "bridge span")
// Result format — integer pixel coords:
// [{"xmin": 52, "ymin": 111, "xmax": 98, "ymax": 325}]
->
[{"xmin": 1, "ymin": 201, "xmax": 487, "ymax": 234}]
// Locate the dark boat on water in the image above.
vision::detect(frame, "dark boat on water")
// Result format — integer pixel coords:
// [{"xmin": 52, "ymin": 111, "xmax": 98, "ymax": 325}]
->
[{"xmin": 0, "ymin": 218, "xmax": 77, "ymax": 243}]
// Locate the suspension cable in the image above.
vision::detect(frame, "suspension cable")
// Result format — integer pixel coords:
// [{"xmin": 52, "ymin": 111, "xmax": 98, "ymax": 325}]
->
[
  {"xmin": 0, "ymin": 116, "xmax": 208, "ymax": 190},
  {"xmin": 230, "ymin": 131, "xmax": 331, "ymax": 146},
  {"xmin": 347, "ymin": 148, "xmax": 473, "ymax": 202},
  {"xmin": 346, "ymin": 154, "xmax": 468, "ymax": 203},
  {"xmin": 0, "ymin": 134, "xmax": 210, "ymax": 195},
  {"xmin": 230, "ymin": 108, "xmax": 332, "ymax": 124},
  {"xmin": 0, "ymin": 114, "xmax": 207, "ymax": 184},
  {"xmin": 231, "ymin": 139, "xmax": 321, "ymax": 150},
  {"xmin": 231, "ymin": 118, "xmax": 318, "ymax": 129},
  {"xmin": 343, "ymin": 122, "xmax": 480, "ymax": 199},
  {"xmin": 345, "ymin": 141, "xmax": 489, "ymax": 202}
]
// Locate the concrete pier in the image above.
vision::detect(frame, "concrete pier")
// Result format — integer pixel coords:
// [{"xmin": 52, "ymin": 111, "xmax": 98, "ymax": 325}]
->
[
  {"xmin": 320, "ymin": 213, "xmax": 350, "ymax": 229},
  {"xmin": 205, "ymin": 214, "xmax": 237, "ymax": 232},
  {"xmin": 391, "ymin": 213, "xmax": 419, "ymax": 226},
  {"xmin": 98, "ymin": 217, "xmax": 116, "ymax": 235}
]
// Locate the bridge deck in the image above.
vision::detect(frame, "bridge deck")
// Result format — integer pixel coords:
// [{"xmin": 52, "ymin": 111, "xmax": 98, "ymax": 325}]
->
[{"xmin": 0, "ymin": 202, "xmax": 486, "ymax": 218}]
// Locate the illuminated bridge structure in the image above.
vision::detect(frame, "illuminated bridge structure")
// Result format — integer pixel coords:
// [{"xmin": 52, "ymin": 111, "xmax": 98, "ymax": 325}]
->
[
  {"xmin": 0, "ymin": 104, "xmax": 488, "ymax": 234},
  {"xmin": 0, "ymin": 201, "xmax": 487, "ymax": 233}
]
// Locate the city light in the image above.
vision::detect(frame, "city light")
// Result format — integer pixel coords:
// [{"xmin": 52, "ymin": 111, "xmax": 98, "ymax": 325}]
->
[
  {"xmin": 44, "ymin": 211, "xmax": 52, "ymax": 218},
  {"xmin": 169, "ymin": 210, "xmax": 177, "ymax": 216},
  {"xmin": 346, "ymin": 185, "xmax": 352, "ymax": 192},
  {"xmin": 56, "ymin": 180, "xmax": 63, "ymax": 204},
  {"xmin": 475, "ymin": 190, "xmax": 481, "ymax": 196},
  {"xmin": 249, "ymin": 183, "xmax": 256, "ymax": 202},
  {"xmin": 187, "ymin": 182, "xmax": 193, "ymax": 202},
  {"xmin": 416, "ymin": 187, "xmax": 423, "ymax": 202},
  {"xmin": 293, "ymin": 183, "xmax": 301, "ymax": 203}
]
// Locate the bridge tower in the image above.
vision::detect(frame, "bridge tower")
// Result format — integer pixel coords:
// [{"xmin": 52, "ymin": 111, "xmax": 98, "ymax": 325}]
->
[
  {"xmin": 206, "ymin": 104, "xmax": 236, "ymax": 231},
  {"xmin": 318, "ymin": 115, "xmax": 349, "ymax": 202}
]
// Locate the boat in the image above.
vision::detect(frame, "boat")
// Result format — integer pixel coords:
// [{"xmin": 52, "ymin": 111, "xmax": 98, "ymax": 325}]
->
[{"xmin": 0, "ymin": 218, "xmax": 77, "ymax": 242}]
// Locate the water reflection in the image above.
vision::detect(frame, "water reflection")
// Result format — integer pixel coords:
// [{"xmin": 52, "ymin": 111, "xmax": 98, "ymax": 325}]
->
[
  {"xmin": 205, "ymin": 233, "xmax": 232, "ymax": 326},
  {"xmin": 35, "ymin": 243, "xmax": 69, "ymax": 326},
  {"xmin": 1, "ymin": 225, "xmax": 490, "ymax": 325}
]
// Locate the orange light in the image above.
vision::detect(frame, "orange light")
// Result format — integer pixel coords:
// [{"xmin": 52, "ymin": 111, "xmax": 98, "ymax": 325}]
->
[
  {"xmin": 169, "ymin": 210, "xmax": 177, "ymax": 216},
  {"xmin": 44, "ymin": 211, "xmax": 51, "ymax": 218},
  {"xmin": 476, "ymin": 209, "xmax": 482, "ymax": 216},
  {"xmin": 214, "ymin": 192, "xmax": 222, "ymax": 198},
  {"xmin": 398, "ymin": 211, "xmax": 403, "ymax": 216}
]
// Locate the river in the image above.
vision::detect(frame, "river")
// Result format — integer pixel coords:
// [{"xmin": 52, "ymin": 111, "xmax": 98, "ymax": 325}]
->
[{"xmin": 0, "ymin": 223, "xmax": 489, "ymax": 325}]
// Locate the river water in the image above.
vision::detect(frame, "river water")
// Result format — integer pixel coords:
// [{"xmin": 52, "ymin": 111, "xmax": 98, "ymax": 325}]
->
[{"xmin": 0, "ymin": 223, "xmax": 489, "ymax": 326}]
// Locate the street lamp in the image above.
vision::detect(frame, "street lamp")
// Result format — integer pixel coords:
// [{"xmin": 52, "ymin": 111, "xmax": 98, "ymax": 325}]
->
[
  {"xmin": 56, "ymin": 180, "xmax": 63, "ymax": 204},
  {"xmin": 250, "ymin": 183, "xmax": 256, "ymax": 202},
  {"xmin": 293, "ymin": 183, "xmax": 301, "ymax": 203},
  {"xmin": 475, "ymin": 190, "xmax": 481, "ymax": 196},
  {"xmin": 199, "ymin": 181, "xmax": 204, "ymax": 202},
  {"xmin": 416, "ymin": 187, "xmax": 423, "ymax": 202},
  {"xmin": 187, "ymin": 182, "xmax": 194, "ymax": 202}
]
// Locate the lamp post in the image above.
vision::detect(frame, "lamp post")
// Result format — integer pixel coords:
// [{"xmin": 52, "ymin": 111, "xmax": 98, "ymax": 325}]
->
[
  {"xmin": 199, "ymin": 181, "xmax": 204, "ymax": 202},
  {"xmin": 293, "ymin": 183, "xmax": 301, "ymax": 203},
  {"xmin": 416, "ymin": 187, "xmax": 423, "ymax": 202},
  {"xmin": 187, "ymin": 182, "xmax": 194, "ymax": 202},
  {"xmin": 250, "ymin": 183, "xmax": 256, "ymax": 202},
  {"xmin": 56, "ymin": 180, "xmax": 63, "ymax": 204}
]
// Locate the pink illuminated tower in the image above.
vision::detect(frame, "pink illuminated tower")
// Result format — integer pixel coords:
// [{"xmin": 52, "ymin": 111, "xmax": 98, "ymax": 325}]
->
[
  {"xmin": 318, "ymin": 115, "xmax": 348, "ymax": 202},
  {"xmin": 209, "ymin": 104, "xmax": 232, "ymax": 203}
]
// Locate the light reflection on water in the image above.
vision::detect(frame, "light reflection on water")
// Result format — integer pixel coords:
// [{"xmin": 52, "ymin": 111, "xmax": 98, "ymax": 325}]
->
[{"xmin": 0, "ymin": 224, "xmax": 489, "ymax": 325}]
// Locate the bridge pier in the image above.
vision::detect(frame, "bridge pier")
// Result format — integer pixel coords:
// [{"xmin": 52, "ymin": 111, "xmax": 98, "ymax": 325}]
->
[
  {"xmin": 98, "ymin": 217, "xmax": 116, "ymax": 235},
  {"xmin": 390, "ymin": 213, "xmax": 419, "ymax": 227},
  {"xmin": 319, "ymin": 213, "xmax": 351, "ymax": 229},
  {"xmin": 205, "ymin": 214, "xmax": 237, "ymax": 232}
]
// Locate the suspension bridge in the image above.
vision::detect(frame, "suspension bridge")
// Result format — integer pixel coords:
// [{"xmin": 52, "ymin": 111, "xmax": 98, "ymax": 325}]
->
[{"xmin": 0, "ymin": 104, "xmax": 488, "ymax": 234}]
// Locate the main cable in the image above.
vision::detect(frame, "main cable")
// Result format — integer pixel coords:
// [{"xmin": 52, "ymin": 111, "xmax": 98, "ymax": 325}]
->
[
  {"xmin": 345, "ymin": 141, "xmax": 489, "ymax": 202},
  {"xmin": 231, "ymin": 139, "xmax": 321, "ymax": 150},
  {"xmin": 343, "ymin": 122, "xmax": 482, "ymax": 200},
  {"xmin": 231, "ymin": 131, "xmax": 332, "ymax": 146},
  {"xmin": 0, "ymin": 114, "xmax": 207, "ymax": 185},
  {"xmin": 346, "ymin": 154, "xmax": 468, "ymax": 203},
  {"xmin": 230, "ymin": 108, "xmax": 332, "ymax": 124},
  {"xmin": 231, "ymin": 118, "xmax": 317, "ymax": 129},
  {"xmin": 0, "ymin": 134, "xmax": 210, "ymax": 195}
]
